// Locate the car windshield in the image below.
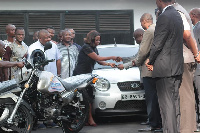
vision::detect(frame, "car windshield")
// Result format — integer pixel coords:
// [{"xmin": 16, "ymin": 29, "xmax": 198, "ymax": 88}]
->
[{"xmin": 94, "ymin": 45, "xmax": 139, "ymax": 69}]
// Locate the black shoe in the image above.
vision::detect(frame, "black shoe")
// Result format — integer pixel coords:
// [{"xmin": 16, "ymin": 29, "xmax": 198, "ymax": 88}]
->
[
  {"xmin": 154, "ymin": 128, "xmax": 163, "ymax": 132},
  {"xmin": 138, "ymin": 126, "xmax": 160, "ymax": 132}
]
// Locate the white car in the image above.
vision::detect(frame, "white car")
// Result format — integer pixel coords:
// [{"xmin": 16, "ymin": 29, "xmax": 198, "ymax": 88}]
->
[{"xmin": 92, "ymin": 44, "xmax": 146, "ymax": 117}]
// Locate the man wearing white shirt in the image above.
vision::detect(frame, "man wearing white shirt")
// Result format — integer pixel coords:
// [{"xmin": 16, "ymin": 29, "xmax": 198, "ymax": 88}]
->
[
  {"xmin": 27, "ymin": 29, "xmax": 61, "ymax": 129},
  {"xmin": 27, "ymin": 29, "xmax": 61, "ymax": 76}
]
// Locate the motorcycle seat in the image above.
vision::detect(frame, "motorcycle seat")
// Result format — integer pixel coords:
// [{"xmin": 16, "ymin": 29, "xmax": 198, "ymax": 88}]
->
[
  {"xmin": 57, "ymin": 74, "xmax": 92, "ymax": 91},
  {"xmin": 0, "ymin": 80, "xmax": 18, "ymax": 94}
]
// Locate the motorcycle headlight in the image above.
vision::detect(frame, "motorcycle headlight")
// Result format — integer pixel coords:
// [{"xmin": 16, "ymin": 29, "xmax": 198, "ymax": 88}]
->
[{"xmin": 95, "ymin": 78, "xmax": 110, "ymax": 91}]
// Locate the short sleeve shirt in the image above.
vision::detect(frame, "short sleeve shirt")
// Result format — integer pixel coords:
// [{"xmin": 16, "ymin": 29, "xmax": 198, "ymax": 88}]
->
[
  {"xmin": 27, "ymin": 40, "xmax": 62, "ymax": 76},
  {"xmin": 58, "ymin": 43, "xmax": 79, "ymax": 78},
  {"xmin": 10, "ymin": 41, "xmax": 28, "ymax": 82},
  {"xmin": 178, "ymin": 11, "xmax": 190, "ymax": 30},
  {"xmin": 73, "ymin": 43, "xmax": 99, "ymax": 75},
  {"xmin": 2, "ymin": 40, "xmax": 12, "ymax": 61}
]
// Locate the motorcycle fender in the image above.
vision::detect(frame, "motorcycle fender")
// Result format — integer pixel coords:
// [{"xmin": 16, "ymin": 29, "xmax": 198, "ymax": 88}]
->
[
  {"xmin": 0, "ymin": 93, "xmax": 35, "ymax": 116},
  {"xmin": 0, "ymin": 92, "xmax": 19, "ymax": 102}
]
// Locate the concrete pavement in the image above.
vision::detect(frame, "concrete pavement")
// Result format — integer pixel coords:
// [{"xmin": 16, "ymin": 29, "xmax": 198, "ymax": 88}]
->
[{"xmin": 32, "ymin": 115, "xmax": 153, "ymax": 133}]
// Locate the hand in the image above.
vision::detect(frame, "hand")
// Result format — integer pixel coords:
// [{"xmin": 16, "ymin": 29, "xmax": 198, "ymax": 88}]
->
[
  {"xmin": 16, "ymin": 62, "xmax": 25, "ymax": 68},
  {"xmin": 116, "ymin": 57, "xmax": 122, "ymax": 62},
  {"xmin": 113, "ymin": 56, "xmax": 122, "ymax": 62},
  {"xmin": 145, "ymin": 59, "xmax": 153, "ymax": 71},
  {"xmin": 117, "ymin": 64, "xmax": 124, "ymax": 70},
  {"xmin": 109, "ymin": 63, "xmax": 116, "ymax": 68},
  {"xmin": 132, "ymin": 61, "xmax": 135, "ymax": 66},
  {"xmin": 195, "ymin": 51, "xmax": 200, "ymax": 63}
]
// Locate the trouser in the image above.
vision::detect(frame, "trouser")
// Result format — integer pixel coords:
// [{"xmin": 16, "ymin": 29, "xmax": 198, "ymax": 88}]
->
[
  {"xmin": 194, "ymin": 74, "xmax": 200, "ymax": 123},
  {"xmin": 143, "ymin": 77, "xmax": 161, "ymax": 128},
  {"xmin": 156, "ymin": 75, "xmax": 182, "ymax": 133},
  {"xmin": 179, "ymin": 63, "xmax": 196, "ymax": 133}
]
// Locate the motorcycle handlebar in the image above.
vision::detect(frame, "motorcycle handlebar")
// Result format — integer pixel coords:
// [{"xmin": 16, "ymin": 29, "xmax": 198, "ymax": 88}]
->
[
  {"xmin": 21, "ymin": 58, "xmax": 55, "ymax": 70},
  {"xmin": 42, "ymin": 59, "xmax": 55, "ymax": 65}
]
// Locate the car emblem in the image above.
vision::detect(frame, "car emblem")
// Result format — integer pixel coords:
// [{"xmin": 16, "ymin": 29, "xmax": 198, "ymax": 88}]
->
[{"xmin": 130, "ymin": 83, "xmax": 140, "ymax": 88}]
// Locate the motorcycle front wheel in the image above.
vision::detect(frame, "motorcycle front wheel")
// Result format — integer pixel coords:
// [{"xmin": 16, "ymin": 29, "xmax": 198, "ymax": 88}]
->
[
  {"xmin": 0, "ymin": 103, "xmax": 33, "ymax": 133},
  {"xmin": 61, "ymin": 90, "xmax": 89, "ymax": 133}
]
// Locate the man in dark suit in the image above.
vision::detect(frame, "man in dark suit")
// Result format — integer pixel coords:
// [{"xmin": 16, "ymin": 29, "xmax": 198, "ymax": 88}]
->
[{"xmin": 145, "ymin": 0, "xmax": 184, "ymax": 132}]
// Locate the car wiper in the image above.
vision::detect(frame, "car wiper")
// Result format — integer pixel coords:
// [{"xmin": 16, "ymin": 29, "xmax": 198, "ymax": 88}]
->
[{"xmin": 94, "ymin": 66, "xmax": 115, "ymax": 70}]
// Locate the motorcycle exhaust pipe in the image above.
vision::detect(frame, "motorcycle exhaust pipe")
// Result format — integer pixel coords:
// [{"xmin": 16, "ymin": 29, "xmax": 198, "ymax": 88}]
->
[{"xmin": 60, "ymin": 91, "xmax": 75, "ymax": 104}]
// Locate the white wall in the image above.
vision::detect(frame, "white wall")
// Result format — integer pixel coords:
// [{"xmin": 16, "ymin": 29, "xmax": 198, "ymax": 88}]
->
[{"xmin": 0, "ymin": 0, "xmax": 199, "ymax": 30}]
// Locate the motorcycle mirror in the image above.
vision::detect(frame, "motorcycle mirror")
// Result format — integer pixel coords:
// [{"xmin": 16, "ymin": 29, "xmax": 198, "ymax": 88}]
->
[
  {"xmin": 25, "ymin": 60, "xmax": 33, "ymax": 69},
  {"xmin": 22, "ymin": 58, "xmax": 32, "ymax": 69},
  {"xmin": 44, "ymin": 41, "xmax": 52, "ymax": 51}
]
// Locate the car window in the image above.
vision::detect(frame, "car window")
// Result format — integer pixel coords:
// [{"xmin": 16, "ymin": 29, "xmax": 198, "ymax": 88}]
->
[{"xmin": 94, "ymin": 46, "xmax": 139, "ymax": 69}]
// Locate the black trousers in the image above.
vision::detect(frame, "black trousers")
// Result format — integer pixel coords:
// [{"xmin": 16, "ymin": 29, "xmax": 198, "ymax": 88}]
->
[
  {"xmin": 155, "ymin": 75, "xmax": 182, "ymax": 133},
  {"xmin": 143, "ymin": 77, "xmax": 161, "ymax": 128}
]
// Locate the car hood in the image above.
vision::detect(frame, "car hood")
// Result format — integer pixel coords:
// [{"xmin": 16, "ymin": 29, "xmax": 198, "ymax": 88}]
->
[{"xmin": 92, "ymin": 67, "xmax": 140, "ymax": 84}]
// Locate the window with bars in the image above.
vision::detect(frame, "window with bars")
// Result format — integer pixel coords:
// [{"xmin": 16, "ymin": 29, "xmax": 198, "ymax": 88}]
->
[{"xmin": 0, "ymin": 10, "xmax": 134, "ymax": 45}]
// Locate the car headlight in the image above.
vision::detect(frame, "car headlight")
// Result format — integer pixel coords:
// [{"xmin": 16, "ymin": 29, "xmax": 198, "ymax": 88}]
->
[{"xmin": 95, "ymin": 78, "xmax": 110, "ymax": 91}]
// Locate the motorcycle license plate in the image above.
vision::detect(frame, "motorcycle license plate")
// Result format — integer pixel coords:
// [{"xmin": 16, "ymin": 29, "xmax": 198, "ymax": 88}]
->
[{"xmin": 121, "ymin": 93, "xmax": 145, "ymax": 101}]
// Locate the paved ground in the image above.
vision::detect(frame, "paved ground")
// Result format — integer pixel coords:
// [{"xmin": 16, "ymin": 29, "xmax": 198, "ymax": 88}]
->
[{"xmin": 32, "ymin": 115, "xmax": 157, "ymax": 133}]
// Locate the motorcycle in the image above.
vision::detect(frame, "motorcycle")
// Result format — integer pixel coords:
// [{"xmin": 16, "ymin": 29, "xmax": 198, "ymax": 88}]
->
[{"xmin": 0, "ymin": 43, "xmax": 100, "ymax": 133}]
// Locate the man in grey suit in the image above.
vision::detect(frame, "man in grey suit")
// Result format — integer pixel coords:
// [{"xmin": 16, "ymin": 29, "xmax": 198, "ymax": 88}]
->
[
  {"xmin": 145, "ymin": 0, "xmax": 184, "ymax": 132},
  {"xmin": 118, "ymin": 13, "xmax": 162, "ymax": 131},
  {"xmin": 121, "ymin": 28, "xmax": 144, "ymax": 63},
  {"xmin": 190, "ymin": 7, "xmax": 200, "ymax": 130},
  {"xmin": 172, "ymin": 2, "xmax": 200, "ymax": 132},
  {"xmin": 190, "ymin": 8, "xmax": 200, "ymax": 43}
]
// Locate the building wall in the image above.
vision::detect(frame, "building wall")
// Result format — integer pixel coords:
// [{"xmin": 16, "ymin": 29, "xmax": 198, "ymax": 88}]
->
[{"xmin": 0, "ymin": 0, "xmax": 199, "ymax": 32}]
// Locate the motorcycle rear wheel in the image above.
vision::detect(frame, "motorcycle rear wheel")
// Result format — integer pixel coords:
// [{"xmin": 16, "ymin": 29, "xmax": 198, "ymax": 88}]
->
[
  {"xmin": 0, "ymin": 104, "xmax": 33, "ymax": 133},
  {"xmin": 61, "ymin": 90, "xmax": 89, "ymax": 133}
]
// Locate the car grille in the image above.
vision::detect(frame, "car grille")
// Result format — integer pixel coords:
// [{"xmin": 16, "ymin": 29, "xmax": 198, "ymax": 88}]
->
[
  {"xmin": 114, "ymin": 100, "xmax": 146, "ymax": 110},
  {"xmin": 117, "ymin": 81, "xmax": 143, "ymax": 91}
]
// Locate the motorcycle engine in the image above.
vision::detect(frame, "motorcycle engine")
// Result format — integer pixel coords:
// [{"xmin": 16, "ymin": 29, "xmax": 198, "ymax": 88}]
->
[
  {"xmin": 44, "ymin": 106, "xmax": 60, "ymax": 120},
  {"xmin": 37, "ymin": 93, "xmax": 61, "ymax": 120}
]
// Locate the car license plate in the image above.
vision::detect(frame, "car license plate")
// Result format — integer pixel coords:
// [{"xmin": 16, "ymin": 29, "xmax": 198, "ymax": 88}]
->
[{"xmin": 121, "ymin": 93, "xmax": 145, "ymax": 101}]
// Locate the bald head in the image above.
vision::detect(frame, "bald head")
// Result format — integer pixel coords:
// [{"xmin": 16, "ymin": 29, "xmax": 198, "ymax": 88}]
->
[
  {"xmin": 140, "ymin": 13, "xmax": 153, "ymax": 30},
  {"xmin": 5, "ymin": 24, "xmax": 16, "ymax": 38},
  {"xmin": 190, "ymin": 8, "xmax": 200, "ymax": 25},
  {"xmin": 190, "ymin": 8, "xmax": 200, "ymax": 18},
  {"xmin": 133, "ymin": 28, "xmax": 144, "ymax": 44},
  {"xmin": 134, "ymin": 28, "xmax": 144, "ymax": 36},
  {"xmin": 6, "ymin": 24, "xmax": 15, "ymax": 32},
  {"xmin": 38, "ymin": 29, "xmax": 51, "ymax": 45},
  {"xmin": 62, "ymin": 29, "xmax": 72, "ymax": 44},
  {"xmin": 38, "ymin": 30, "xmax": 49, "ymax": 38},
  {"xmin": 140, "ymin": 13, "xmax": 153, "ymax": 23}
]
